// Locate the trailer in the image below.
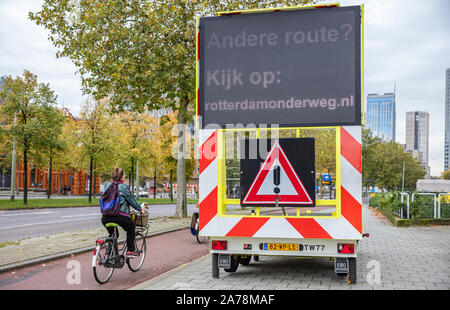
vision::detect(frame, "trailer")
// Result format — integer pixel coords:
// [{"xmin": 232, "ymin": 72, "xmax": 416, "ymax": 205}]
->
[
  {"xmin": 198, "ymin": 126, "xmax": 363, "ymax": 283},
  {"xmin": 196, "ymin": 4, "xmax": 365, "ymax": 284}
]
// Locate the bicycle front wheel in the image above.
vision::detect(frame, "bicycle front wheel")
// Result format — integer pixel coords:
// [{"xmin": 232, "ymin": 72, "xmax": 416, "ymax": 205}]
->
[
  {"xmin": 93, "ymin": 241, "xmax": 115, "ymax": 284},
  {"xmin": 127, "ymin": 233, "xmax": 146, "ymax": 272},
  {"xmin": 195, "ymin": 219, "xmax": 207, "ymax": 244}
]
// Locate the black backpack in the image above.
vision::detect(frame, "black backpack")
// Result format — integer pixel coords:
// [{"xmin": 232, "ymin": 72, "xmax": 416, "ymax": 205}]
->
[{"xmin": 99, "ymin": 182, "xmax": 121, "ymax": 216}]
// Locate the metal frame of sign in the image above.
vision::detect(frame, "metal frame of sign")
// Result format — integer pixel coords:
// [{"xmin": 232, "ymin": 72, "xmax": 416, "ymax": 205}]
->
[{"xmin": 240, "ymin": 139, "xmax": 315, "ymax": 206}]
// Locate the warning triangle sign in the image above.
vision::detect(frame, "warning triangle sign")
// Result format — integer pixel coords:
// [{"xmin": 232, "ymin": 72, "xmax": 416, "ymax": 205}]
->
[{"xmin": 242, "ymin": 142, "xmax": 313, "ymax": 205}]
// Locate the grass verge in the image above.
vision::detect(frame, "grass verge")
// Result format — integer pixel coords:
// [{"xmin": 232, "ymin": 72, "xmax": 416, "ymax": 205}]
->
[{"xmin": 0, "ymin": 241, "xmax": 20, "ymax": 248}]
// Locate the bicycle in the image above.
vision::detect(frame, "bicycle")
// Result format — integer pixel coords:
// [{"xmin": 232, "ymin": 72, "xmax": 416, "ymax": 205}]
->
[
  {"xmin": 92, "ymin": 212, "xmax": 149, "ymax": 284},
  {"xmin": 190, "ymin": 211, "xmax": 207, "ymax": 244}
]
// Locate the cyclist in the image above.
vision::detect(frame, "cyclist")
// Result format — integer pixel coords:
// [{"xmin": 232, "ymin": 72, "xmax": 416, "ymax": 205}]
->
[{"xmin": 101, "ymin": 167, "xmax": 143, "ymax": 257}]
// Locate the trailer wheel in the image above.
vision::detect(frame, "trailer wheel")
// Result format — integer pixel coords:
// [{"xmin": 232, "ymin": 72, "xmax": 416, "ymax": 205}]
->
[
  {"xmin": 347, "ymin": 257, "xmax": 357, "ymax": 284},
  {"xmin": 212, "ymin": 253, "xmax": 219, "ymax": 278},
  {"xmin": 253, "ymin": 255, "xmax": 259, "ymax": 262},
  {"xmin": 239, "ymin": 255, "xmax": 251, "ymax": 266},
  {"xmin": 224, "ymin": 255, "xmax": 241, "ymax": 273}
]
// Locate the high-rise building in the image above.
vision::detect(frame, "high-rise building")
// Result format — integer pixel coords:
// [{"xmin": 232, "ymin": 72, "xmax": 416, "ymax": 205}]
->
[
  {"xmin": 405, "ymin": 111, "xmax": 430, "ymax": 178},
  {"xmin": 365, "ymin": 93, "xmax": 396, "ymax": 142},
  {"xmin": 445, "ymin": 68, "xmax": 450, "ymax": 171}
]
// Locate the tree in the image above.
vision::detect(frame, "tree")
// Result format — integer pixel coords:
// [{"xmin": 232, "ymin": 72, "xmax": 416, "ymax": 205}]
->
[
  {"xmin": 30, "ymin": 0, "xmax": 316, "ymax": 216},
  {"xmin": 0, "ymin": 125, "xmax": 13, "ymax": 172},
  {"xmin": 362, "ymin": 129, "xmax": 425, "ymax": 191},
  {"xmin": 73, "ymin": 98, "xmax": 115, "ymax": 202},
  {"xmin": 36, "ymin": 106, "xmax": 66, "ymax": 199},
  {"xmin": 362, "ymin": 128, "xmax": 381, "ymax": 187},
  {"xmin": 113, "ymin": 110, "xmax": 157, "ymax": 195},
  {"xmin": 144, "ymin": 0, "xmax": 317, "ymax": 217},
  {"xmin": 294, "ymin": 128, "xmax": 336, "ymax": 174},
  {"xmin": 0, "ymin": 70, "xmax": 58, "ymax": 205},
  {"xmin": 159, "ymin": 113, "xmax": 196, "ymax": 203},
  {"xmin": 441, "ymin": 170, "xmax": 450, "ymax": 180}
]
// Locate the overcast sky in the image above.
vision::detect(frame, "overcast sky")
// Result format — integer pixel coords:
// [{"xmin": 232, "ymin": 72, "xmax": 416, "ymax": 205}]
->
[{"xmin": 1, "ymin": 0, "xmax": 449, "ymax": 176}]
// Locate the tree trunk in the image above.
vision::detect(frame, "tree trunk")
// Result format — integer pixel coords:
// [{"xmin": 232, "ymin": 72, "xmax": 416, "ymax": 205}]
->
[
  {"xmin": 93, "ymin": 162, "xmax": 96, "ymax": 199},
  {"xmin": 169, "ymin": 169, "xmax": 173, "ymax": 202},
  {"xmin": 131, "ymin": 158, "xmax": 134, "ymax": 197},
  {"xmin": 175, "ymin": 103, "xmax": 188, "ymax": 217},
  {"xmin": 47, "ymin": 152, "xmax": 52, "ymax": 199},
  {"xmin": 153, "ymin": 170, "xmax": 156, "ymax": 199},
  {"xmin": 23, "ymin": 146, "xmax": 28, "ymax": 205},
  {"xmin": 129, "ymin": 168, "xmax": 132, "ymax": 187},
  {"xmin": 88, "ymin": 156, "xmax": 93, "ymax": 203}
]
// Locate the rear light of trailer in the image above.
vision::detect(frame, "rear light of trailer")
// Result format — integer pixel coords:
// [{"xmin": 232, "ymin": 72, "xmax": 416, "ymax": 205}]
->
[
  {"xmin": 337, "ymin": 243, "xmax": 354, "ymax": 254},
  {"xmin": 211, "ymin": 240, "xmax": 227, "ymax": 250}
]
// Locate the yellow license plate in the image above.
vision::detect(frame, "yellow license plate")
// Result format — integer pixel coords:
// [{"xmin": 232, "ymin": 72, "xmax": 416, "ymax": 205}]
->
[{"xmin": 266, "ymin": 243, "xmax": 298, "ymax": 251}]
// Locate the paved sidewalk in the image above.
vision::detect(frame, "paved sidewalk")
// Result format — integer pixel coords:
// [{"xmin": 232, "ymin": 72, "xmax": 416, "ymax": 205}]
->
[{"xmin": 133, "ymin": 206, "xmax": 450, "ymax": 290}]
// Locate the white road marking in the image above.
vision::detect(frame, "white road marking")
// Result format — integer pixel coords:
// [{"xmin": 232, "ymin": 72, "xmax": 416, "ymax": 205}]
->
[
  {"xmin": 60, "ymin": 213, "xmax": 100, "ymax": 218},
  {"xmin": 0, "ymin": 218, "xmax": 100, "ymax": 230},
  {"xmin": 0, "ymin": 211, "xmax": 57, "ymax": 217}
]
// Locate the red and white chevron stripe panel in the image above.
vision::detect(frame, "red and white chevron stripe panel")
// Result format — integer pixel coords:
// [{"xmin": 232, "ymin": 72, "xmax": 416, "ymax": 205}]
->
[{"xmin": 198, "ymin": 126, "xmax": 362, "ymax": 240}]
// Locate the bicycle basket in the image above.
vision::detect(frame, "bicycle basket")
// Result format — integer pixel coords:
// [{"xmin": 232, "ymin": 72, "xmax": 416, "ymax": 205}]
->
[{"xmin": 131, "ymin": 212, "xmax": 148, "ymax": 227}]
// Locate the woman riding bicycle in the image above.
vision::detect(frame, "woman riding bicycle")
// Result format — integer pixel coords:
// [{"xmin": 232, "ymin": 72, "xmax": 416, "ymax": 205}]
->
[{"xmin": 101, "ymin": 167, "xmax": 143, "ymax": 257}]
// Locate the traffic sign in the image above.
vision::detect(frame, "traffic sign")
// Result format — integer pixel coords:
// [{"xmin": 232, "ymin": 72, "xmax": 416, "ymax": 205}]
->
[
  {"xmin": 198, "ymin": 6, "xmax": 362, "ymax": 128},
  {"xmin": 322, "ymin": 174, "xmax": 331, "ymax": 184},
  {"xmin": 240, "ymin": 138, "xmax": 315, "ymax": 207}
]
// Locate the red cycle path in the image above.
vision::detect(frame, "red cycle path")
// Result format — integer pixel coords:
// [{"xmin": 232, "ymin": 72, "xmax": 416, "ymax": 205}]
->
[{"xmin": 0, "ymin": 229, "xmax": 209, "ymax": 290}]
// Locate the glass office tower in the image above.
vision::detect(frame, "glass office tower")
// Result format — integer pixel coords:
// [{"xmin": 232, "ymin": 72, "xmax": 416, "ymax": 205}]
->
[{"xmin": 366, "ymin": 93, "xmax": 396, "ymax": 142}]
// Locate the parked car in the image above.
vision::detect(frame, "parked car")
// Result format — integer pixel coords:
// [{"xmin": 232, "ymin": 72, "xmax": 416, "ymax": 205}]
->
[{"xmin": 138, "ymin": 189, "xmax": 149, "ymax": 198}]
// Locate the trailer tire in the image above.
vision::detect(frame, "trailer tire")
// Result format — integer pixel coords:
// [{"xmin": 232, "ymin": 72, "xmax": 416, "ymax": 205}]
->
[
  {"xmin": 212, "ymin": 253, "xmax": 219, "ymax": 278},
  {"xmin": 347, "ymin": 257, "xmax": 357, "ymax": 284},
  {"xmin": 253, "ymin": 255, "xmax": 259, "ymax": 262},
  {"xmin": 224, "ymin": 255, "xmax": 241, "ymax": 273}
]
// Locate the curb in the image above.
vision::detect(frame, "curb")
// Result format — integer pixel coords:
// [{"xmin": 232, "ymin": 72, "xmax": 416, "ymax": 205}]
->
[{"xmin": 0, "ymin": 225, "xmax": 190, "ymax": 274}]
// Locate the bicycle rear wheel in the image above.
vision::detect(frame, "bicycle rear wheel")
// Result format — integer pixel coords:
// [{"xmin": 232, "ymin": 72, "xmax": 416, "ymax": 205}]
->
[
  {"xmin": 127, "ymin": 232, "xmax": 146, "ymax": 272},
  {"xmin": 93, "ymin": 240, "xmax": 115, "ymax": 284}
]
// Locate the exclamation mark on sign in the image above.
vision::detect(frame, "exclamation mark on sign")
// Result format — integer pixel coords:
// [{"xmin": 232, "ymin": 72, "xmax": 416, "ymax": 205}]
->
[{"xmin": 273, "ymin": 165, "xmax": 280, "ymax": 194}]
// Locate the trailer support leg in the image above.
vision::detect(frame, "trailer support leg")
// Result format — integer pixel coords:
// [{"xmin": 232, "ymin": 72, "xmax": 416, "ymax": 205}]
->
[
  {"xmin": 212, "ymin": 253, "xmax": 219, "ymax": 278},
  {"xmin": 347, "ymin": 257, "xmax": 357, "ymax": 284}
]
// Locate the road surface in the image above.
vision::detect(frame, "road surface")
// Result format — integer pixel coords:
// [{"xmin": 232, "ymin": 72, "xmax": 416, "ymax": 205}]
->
[{"xmin": 0, "ymin": 205, "xmax": 196, "ymax": 243}]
